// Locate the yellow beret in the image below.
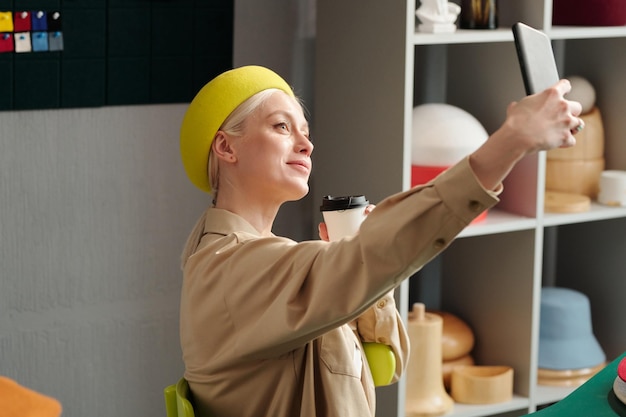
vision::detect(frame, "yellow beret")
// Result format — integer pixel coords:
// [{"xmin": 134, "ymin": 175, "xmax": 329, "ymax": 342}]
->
[{"xmin": 180, "ymin": 65, "xmax": 295, "ymax": 193}]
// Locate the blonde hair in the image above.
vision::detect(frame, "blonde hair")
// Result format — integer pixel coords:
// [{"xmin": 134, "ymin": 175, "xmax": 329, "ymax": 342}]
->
[{"xmin": 180, "ymin": 89, "xmax": 301, "ymax": 269}]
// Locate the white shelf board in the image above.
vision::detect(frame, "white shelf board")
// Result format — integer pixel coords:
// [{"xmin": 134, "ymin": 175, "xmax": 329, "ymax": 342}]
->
[
  {"xmin": 458, "ymin": 208, "xmax": 537, "ymax": 238},
  {"xmin": 542, "ymin": 202, "xmax": 626, "ymax": 227},
  {"xmin": 441, "ymin": 395, "xmax": 530, "ymax": 417},
  {"xmin": 547, "ymin": 25, "xmax": 626, "ymax": 40},
  {"xmin": 412, "ymin": 28, "xmax": 513, "ymax": 45},
  {"xmin": 411, "ymin": 25, "xmax": 626, "ymax": 46},
  {"xmin": 534, "ymin": 384, "xmax": 577, "ymax": 407}
]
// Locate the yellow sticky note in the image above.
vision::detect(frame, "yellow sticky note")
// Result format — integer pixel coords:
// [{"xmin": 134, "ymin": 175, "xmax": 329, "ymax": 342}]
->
[{"xmin": 0, "ymin": 12, "xmax": 14, "ymax": 32}]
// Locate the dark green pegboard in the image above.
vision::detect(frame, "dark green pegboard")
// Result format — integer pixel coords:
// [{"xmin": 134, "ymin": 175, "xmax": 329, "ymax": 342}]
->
[
  {"xmin": 0, "ymin": 54, "xmax": 12, "ymax": 109},
  {"xmin": 107, "ymin": 56, "xmax": 150, "ymax": 105},
  {"xmin": 14, "ymin": 53, "xmax": 61, "ymax": 109},
  {"xmin": 0, "ymin": 0, "xmax": 233, "ymax": 110},
  {"xmin": 62, "ymin": 58, "xmax": 105, "ymax": 107},
  {"xmin": 61, "ymin": 8, "xmax": 106, "ymax": 58},
  {"xmin": 19, "ymin": 0, "xmax": 61, "ymax": 8},
  {"xmin": 62, "ymin": 0, "xmax": 107, "ymax": 9}
]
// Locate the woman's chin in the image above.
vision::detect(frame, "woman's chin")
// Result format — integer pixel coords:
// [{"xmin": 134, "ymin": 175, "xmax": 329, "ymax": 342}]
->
[{"xmin": 287, "ymin": 184, "xmax": 310, "ymax": 202}]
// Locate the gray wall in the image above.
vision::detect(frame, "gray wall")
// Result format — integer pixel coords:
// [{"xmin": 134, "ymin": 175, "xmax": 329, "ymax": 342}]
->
[
  {"xmin": 0, "ymin": 104, "xmax": 206, "ymax": 415},
  {"xmin": 0, "ymin": 0, "xmax": 315, "ymax": 415}
]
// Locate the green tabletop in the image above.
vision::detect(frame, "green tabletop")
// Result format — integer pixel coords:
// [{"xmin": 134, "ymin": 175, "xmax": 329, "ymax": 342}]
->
[{"xmin": 526, "ymin": 352, "xmax": 626, "ymax": 416}]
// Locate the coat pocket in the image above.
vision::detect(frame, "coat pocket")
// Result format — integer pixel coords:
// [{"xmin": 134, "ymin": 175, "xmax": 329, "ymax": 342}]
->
[{"xmin": 320, "ymin": 325, "xmax": 362, "ymax": 379}]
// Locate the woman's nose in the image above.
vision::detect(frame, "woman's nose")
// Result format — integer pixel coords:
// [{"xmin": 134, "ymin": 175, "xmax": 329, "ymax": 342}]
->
[{"xmin": 297, "ymin": 132, "xmax": 314, "ymax": 155}]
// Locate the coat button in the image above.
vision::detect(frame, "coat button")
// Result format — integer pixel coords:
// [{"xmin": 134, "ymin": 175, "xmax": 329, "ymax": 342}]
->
[
  {"xmin": 434, "ymin": 238, "xmax": 446, "ymax": 249},
  {"xmin": 469, "ymin": 200, "xmax": 483, "ymax": 212}
]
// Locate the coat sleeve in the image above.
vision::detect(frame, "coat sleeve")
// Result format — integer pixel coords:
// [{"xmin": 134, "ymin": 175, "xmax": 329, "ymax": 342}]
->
[
  {"xmin": 353, "ymin": 290, "xmax": 410, "ymax": 382},
  {"xmin": 182, "ymin": 157, "xmax": 499, "ymax": 363}
]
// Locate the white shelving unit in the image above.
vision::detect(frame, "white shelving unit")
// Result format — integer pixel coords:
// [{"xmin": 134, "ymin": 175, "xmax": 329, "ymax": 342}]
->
[{"xmin": 313, "ymin": 1, "xmax": 626, "ymax": 416}]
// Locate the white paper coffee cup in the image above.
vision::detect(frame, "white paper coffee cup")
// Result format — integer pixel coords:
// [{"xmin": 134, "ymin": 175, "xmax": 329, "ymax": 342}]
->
[{"xmin": 320, "ymin": 195, "xmax": 369, "ymax": 242}]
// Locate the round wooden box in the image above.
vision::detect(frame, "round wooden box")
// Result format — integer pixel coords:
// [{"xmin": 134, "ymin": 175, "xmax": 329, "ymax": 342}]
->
[
  {"xmin": 545, "ymin": 158, "xmax": 604, "ymax": 199},
  {"xmin": 544, "ymin": 191, "xmax": 591, "ymax": 214}
]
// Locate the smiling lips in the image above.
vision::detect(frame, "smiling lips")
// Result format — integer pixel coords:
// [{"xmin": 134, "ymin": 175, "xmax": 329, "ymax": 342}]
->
[{"xmin": 288, "ymin": 160, "xmax": 311, "ymax": 173}]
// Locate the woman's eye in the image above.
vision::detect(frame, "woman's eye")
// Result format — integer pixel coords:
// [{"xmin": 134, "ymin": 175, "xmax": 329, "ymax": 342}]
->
[{"xmin": 275, "ymin": 122, "xmax": 289, "ymax": 131}]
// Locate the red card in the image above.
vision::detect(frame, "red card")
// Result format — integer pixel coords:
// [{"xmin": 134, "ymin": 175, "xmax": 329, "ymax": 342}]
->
[
  {"xmin": 0, "ymin": 33, "xmax": 14, "ymax": 53},
  {"xmin": 14, "ymin": 11, "xmax": 31, "ymax": 32}
]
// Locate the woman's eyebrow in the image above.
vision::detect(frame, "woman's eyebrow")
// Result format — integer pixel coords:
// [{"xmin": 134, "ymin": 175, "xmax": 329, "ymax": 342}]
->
[{"xmin": 267, "ymin": 110, "xmax": 309, "ymax": 128}]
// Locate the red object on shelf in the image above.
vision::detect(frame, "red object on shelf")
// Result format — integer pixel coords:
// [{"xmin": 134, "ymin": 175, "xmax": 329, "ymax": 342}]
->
[
  {"xmin": 411, "ymin": 165, "xmax": 449, "ymax": 187},
  {"xmin": 553, "ymin": 0, "xmax": 626, "ymax": 26},
  {"xmin": 411, "ymin": 165, "xmax": 488, "ymax": 223}
]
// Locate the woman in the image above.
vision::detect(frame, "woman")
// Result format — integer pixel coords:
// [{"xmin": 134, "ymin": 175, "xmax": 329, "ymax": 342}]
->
[{"xmin": 178, "ymin": 65, "xmax": 583, "ymax": 417}]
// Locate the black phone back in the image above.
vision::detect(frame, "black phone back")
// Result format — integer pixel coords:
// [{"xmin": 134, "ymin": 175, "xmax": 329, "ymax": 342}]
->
[{"xmin": 512, "ymin": 22, "xmax": 560, "ymax": 95}]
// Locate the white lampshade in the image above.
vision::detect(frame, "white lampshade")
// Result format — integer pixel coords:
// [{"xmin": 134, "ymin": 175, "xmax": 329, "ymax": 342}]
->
[{"xmin": 412, "ymin": 103, "xmax": 488, "ymax": 166}]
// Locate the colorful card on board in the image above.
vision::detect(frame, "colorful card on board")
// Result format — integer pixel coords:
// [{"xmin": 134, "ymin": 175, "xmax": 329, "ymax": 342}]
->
[
  {"xmin": 14, "ymin": 11, "xmax": 31, "ymax": 31},
  {"xmin": 0, "ymin": 11, "xmax": 13, "ymax": 32},
  {"xmin": 31, "ymin": 10, "xmax": 47, "ymax": 31},
  {"xmin": 47, "ymin": 11, "xmax": 62, "ymax": 31},
  {"xmin": 0, "ymin": 32, "xmax": 13, "ymax": 53},
  {"xmin": 14, "ymin": 32, "xmax": 31, "ymax": 53},
  {"xmin": 32, "ymin": 31, "xmax": 49, "ymax": 52},
  {"xmin": 48, "ymin": 31, "xmax": 63, "ymax": 51}
]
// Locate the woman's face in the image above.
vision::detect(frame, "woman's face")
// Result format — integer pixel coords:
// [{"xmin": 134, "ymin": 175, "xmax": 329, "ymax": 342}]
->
[{"xmin": 231, "ymin": 91, "xmax": 313, "ymax": 204}]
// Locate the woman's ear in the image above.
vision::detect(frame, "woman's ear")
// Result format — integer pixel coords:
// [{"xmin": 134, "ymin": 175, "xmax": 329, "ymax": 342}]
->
[{"xmin": 212, "ymin": 131, "xmax": 237, "ymax": 163}]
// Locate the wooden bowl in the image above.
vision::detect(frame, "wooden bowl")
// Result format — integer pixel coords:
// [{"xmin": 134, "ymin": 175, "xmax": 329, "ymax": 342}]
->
[
  {"xmin": 442, "ymin": 354, "xmax": 475, "ymax": 390},
  {"xmin": 451, "ymin": 366, "xmax": 513, "ymax": 404}
]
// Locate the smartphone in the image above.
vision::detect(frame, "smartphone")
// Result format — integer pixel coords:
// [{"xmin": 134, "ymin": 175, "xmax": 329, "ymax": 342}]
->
[{"xmin": 512, "ymin": 22, "xmax": 560, "ymax": 95}]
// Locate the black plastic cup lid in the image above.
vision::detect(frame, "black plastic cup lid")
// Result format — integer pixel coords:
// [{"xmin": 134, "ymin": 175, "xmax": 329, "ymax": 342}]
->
[{"xmin": 320, "ymin": 195, "xmax": 369, "ymax": 211}]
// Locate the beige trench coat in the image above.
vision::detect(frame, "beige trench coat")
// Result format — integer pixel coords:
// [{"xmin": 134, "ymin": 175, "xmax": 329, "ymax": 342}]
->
[{"xmin": 180, "ymin": 157, "xmax": 500, "ymax": 417}]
